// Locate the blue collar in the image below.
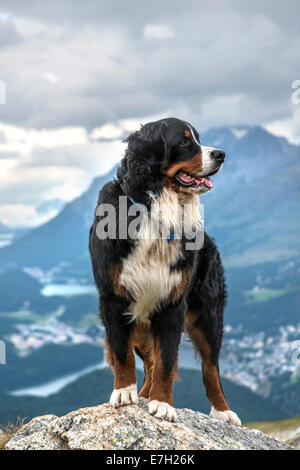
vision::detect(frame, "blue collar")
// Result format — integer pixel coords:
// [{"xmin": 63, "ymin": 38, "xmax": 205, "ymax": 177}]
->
[{"xmin": 127, "ymin": 195, "xmax": 177, "ymax": 244}]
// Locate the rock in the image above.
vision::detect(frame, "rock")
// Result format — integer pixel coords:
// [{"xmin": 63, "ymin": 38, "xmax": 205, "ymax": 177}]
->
[
  {"xmin": 286, "ymin": 432, "xmax": 300, "ymax": 450},
  {"xmin": 5, "ymin": 400, "xmax": 292, "ymax": 450}
]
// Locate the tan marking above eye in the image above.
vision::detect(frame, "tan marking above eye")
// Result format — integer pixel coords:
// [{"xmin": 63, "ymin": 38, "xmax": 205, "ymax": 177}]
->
[{"xmin": 184, "ymin": 130, "xmax": 191, "ymax": 137}]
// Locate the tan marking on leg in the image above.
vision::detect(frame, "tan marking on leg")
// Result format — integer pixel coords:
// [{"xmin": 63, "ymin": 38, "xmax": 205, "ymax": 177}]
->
[
  {"xmin": 185, "ymin": 312, "xmax": 229, "ymax": 412},
  {"xmin": 132, "ymin": 324, "xmax": 154, "ymax": 399},
  {"xmin": 148, "ymin": 339, "xmax": 178, "ymax": 421},
  {"xmin": 149, "ymin": 339, "xmax": 177, "ymax": 406},
  {"xmin": 170, "ymin": 266, "xmax": 193, "ymax": 303},
  {"xmin": 105, "ymin": 337, "xmax": 136, "ymax": 390},
  {"xmin": 110, "ymin": 263, "xmax": 132, "ymax": 301}
]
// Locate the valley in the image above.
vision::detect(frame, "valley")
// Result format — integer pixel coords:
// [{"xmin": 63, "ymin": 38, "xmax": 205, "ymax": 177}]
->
[{"xmin": 0, "ymin": 126, "xmax": 299, "ymax": 427}]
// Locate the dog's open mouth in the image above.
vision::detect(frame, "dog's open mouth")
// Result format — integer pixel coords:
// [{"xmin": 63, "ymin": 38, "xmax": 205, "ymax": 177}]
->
[{"xmin": 174, "ymin": 171, "xmax": 214, "ymax": 190}]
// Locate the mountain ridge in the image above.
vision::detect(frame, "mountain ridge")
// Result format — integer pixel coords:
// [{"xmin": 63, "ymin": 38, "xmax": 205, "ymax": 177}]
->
[{"xmin": 0, "ymin": 125, "xmax": 299, "ymax": 272}]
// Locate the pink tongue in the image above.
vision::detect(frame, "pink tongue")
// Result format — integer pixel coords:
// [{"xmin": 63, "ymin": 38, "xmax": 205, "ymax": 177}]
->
[
  {"xmin": 180, "ymin": 173, "xmax": 214, "ymax": 188},
  {"xmin": 180, "ymin": 174, "xmax": 194, "ymax": 183},
  {"xmin": 203, "ymin": 177, "xmax": 213, "ymax": 188}
]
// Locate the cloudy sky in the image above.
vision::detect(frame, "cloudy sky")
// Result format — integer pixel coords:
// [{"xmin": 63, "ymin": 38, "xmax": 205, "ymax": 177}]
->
[{"xmin": 0, "ymin": 0, "xmax": 299, "ymax": 227}]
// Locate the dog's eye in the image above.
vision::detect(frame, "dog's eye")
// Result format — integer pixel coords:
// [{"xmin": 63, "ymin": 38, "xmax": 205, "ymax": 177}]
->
[{"xmin": 179, "ymin": 140, "xmax": 188, "ymax": 147}]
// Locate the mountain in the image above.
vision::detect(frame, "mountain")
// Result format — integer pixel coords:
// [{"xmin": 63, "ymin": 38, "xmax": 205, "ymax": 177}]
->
[
  {"xmin": 223, "ymin": 256, "xmax": 300, "ymax": 333},
  {"xmin": 0, "ymin": 222, "xmax": 29, "ymax": 249},
  {"xmin": 0, "ymin": 222, "xmax": 28, "ymax": 236},
  {"xmin": 201, "ymin": 126, "xmax": 300, "ymax": 266},
  {"xmin": 246, "ymin": 416, "xmax": 300, "ymax": 448},
  {"xmin": 0, "ymin": 269, "xmax": 42, "ymax": 311},
  {"xmin": 0, "ymin": 222, "xmax": 9, "ymax": 234},
  {"xmin": 0, "ymin": 127, "xmax": 299, "ymax": 428},
  {"xmin": 0, "ymin": 343, "xmax": 103, "ymax": 393},
  {"xmin": 0, "ymin": 126, "xmax": 299, "ymax": 335},
  {"xmin": 0, "ymin": 126, "xmax": 299, "ymax": 275},
  {"xmin": 0, "ymin": 166, "xmax": 117, "ymax": 275}
]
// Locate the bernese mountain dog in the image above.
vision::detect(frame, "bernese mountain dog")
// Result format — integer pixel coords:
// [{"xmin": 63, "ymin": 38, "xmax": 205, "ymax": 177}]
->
[{"xmin": 89, "ymin": 117, "xmax": 241, "ymax": 425}]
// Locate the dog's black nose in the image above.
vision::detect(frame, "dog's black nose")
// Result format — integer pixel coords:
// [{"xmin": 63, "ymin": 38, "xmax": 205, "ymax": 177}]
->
[{"xmin": 211, "ymin": 149, "xmax": 225, "ymax": 162}]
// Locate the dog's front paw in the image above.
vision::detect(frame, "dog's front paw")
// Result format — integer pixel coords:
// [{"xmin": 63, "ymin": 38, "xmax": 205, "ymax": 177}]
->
[
  {"xmin": 149, "ymin": 400, "xmax": 177, "ymax": 422},
  {"xmin": 210, "ymin": 407, "xmax": 241, "ymax": 426},
  {"xmin": 109, "ymin": 383, "xmax": 138, "ymax": 408}
]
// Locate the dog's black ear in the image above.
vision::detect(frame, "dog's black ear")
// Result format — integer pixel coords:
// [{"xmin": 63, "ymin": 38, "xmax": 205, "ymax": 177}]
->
[
  {"xmin": 124, "ymin": 120, "xmax": 168, "ymax": 164},
  {"xmin": 117, "ymin": 120, "xmax": 168, "ymax": 197}
]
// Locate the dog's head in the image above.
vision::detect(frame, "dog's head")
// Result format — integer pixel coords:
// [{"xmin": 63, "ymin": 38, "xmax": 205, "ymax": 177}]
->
[
  {"xmin": 162, "ymin": 118, "xmax": 225, "ymax": 194},
  {"xmin": 120, "ymin": 117, "xmax": 225, "ymax": 195}
]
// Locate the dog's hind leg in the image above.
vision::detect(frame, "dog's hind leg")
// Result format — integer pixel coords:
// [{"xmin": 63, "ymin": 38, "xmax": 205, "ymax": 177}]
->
[
  {"xmin": 148, "ymin": 301, "xmax": 185, "ymax": 422},
  {"xmin": 185, "ymin": 310, "xmax": 241, "ymax": 426},
  {"xmin": 101, "ymin": 296, "xmax": 138, "ymax": 408},
  {"xmin": 185, "ymin": 234, "xmax": 241, "ymax": 426},
  {"xmin": 132, "ymin": 324, "xmax": 154, "ymax": 399}
]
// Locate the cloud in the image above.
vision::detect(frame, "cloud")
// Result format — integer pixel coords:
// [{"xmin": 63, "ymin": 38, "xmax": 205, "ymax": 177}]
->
[
  {"xmin": 143, "ymin": 23, "xmax": 175, "ymax": 40},
  {"xmin": 0, "ymin": 113, "xmax": 166, "ymax": 227},
  {"xmin": 0, "ymin": 123, "xmax": 89, "ymax": 151},
  {"xmin": 265, "ymin": 107, "xmax": 300, "ymax": 144},
  {"xmin": 0, "ymin": 130, "xmax": 6, "ymax": 143},
  {"xmin": 0, "ymin": 1, "xmax": 300, "ymax": 226},
  {"xmin": 90, "ymin": 112, "xmax": 167, "ymax": 140},
  {"xmin": 0, "ymin": 17, "xmax": 21, "ymax": 47},
  {"xmin": 0, "ymin": 203, "xmax": 58, "ymax": 228},
  {"xmin": 0, "ymin": 121, "xmax": 129, "ymax": 226},
  {"xmin": 0, "ymin": 1, "xmax": 298, "ymax": 133},
  {"xmin": 43, "ymin": 72, "xmax": 59, "ymax": 84},
  {"xmin": 90, "ymin": 123, "xmax": 124, "ymax": 140}
]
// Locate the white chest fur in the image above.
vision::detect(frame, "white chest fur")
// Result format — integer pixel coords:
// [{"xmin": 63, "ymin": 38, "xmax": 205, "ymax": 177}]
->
[{"xmin": 120, "ymin": 188, "xmax": 201, "ymax": 324}]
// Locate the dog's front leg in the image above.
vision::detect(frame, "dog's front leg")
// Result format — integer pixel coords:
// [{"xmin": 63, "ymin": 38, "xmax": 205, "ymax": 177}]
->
[
  {"xmin": 149, "ymin": 301, "xmax": 185, "ymax": 422},
  {"xmin": 101, "ymin": 296, "xmax": 138, "ymax": 408}
]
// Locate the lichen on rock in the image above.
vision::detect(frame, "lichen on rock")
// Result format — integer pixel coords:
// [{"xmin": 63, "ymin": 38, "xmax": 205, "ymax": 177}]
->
[{"xmin": 5, "ymin": 399, "xmax": 292, "ymax": 451}]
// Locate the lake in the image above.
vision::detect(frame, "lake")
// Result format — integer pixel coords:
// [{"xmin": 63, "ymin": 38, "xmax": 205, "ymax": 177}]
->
[
  {"xmin": 41, "ymin": 283, "xmax": 97, "ymax": 297},
  {"xmin": 10, "ymin": 343, "xmax": 202, "ymax": 397}
]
